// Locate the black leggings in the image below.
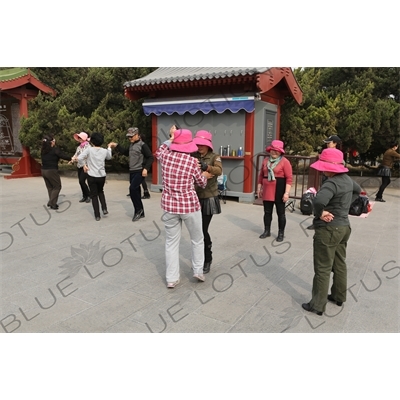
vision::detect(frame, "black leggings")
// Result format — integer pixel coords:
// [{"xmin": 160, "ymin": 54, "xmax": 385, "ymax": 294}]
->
[
  {"xmin": 376, "ymin": 176, "xmax": 391, "ymax": 199},
  {"xmin": 263, "ymin": 201, "xmax": 286, "ymax": 231},
  {"xmin": 202, "ymin": 214, "xmax": 213, "ymax": 262}
]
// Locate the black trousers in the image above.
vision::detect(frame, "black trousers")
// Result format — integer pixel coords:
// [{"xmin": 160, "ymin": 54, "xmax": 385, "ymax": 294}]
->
[
  {"xmin": 42, "ymin": 169, "xmax": 61, "ymax": 207},
  {"xmin": 77, "ymin": 167, "xmax": 90, "ymax": 198},
  {"xmin": 129, "ymin": 171, "xmax": 144, "ymax": 215},
  {"xmin": 88, "ymin": 175, "xmax": 107, "ymax": 218}
]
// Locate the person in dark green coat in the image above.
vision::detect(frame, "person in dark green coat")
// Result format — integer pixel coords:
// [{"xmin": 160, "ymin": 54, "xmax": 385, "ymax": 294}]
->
[{"xmin": 302, "ymin": 148, "xmax": 361, "ymax": 316}]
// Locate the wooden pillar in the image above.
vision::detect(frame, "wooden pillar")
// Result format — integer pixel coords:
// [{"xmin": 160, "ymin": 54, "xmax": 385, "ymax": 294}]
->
[
  {"xmin": 243, "ymin": 111, "xmax": 255, "ymax": 193},
  {"xmin": 4, "ymin": 90, "xmax": 41, "ymax": 179},
  {"xmin": 151, "ymin": 114, "xmax": 158, "ymax": 185},
  {"xmin": 20, "ymin": 94, "xmax": 28, "ymax": 117}
]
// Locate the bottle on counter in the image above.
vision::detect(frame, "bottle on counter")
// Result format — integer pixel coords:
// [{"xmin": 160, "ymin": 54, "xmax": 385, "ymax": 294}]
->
[{"xmin": 238, "ymin": 147, "xmax": 243, "ymax": 157}]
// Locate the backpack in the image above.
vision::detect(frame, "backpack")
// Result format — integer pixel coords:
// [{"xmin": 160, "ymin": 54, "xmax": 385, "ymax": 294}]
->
[
  {"xmin": 349, "ymin": 195, "xmax": 369, "ymax": 216},
  {"xmin": 300, "ymin": 192, "xmax": 314, "ymax": 215}
]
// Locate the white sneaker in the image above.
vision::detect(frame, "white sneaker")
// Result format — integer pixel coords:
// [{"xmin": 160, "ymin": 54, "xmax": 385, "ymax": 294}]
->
[
  {"xmin": 167, "ymin": 279, "xmax": 180, "ymax": 289},
  {"xmin": 193, "ymin": 274, "xmax": 205, "ymax": 282}
]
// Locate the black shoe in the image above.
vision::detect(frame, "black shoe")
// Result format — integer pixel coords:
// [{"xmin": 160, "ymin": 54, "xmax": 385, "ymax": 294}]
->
[
  {"xmin": 79, "ymin": 197, "xmax": 87, "ymax": 203},
  {"xmin": 103, "ymin": 209, "xmax": 108, "ymax": 215},
  {"xmin": 203, "ymin": 261, "xmax": 212, "ymax": 274},
  {"xmin": 259, "ymin": 230, "xmax": 271, "ymax": 239},
  {"xmin": 47, "ymin": 203, "xmax": 51, "ymax": 207},
  {"xmin": 85, "ymin": 197, "xmax": 91, "ymax": 203},
  {"xmin": 276, "ymin": 231, "xmax": 284, "ymax": 242},
  {"xmin": 375, "ymin": 197, "xmax": 386, "ymax": 202},
  {"xmin": 302, "ymin": 303, "xmax": 323, "ymax": 316},
  {"xmin": 141, "ymin": 191, "xmax": 151, "ymax": 199},
  {"xmin": 327, "ymin": 295, "xmax": 343, "ymax": 307},
  {"xmin": 127, "ymin": 194, "xmax": 130, "ymax": 197},
  {"xmin": 95, "ymin": 216, "xmax": 101, "ymax": 221},
  {"xmin": 49, "ymin": 205, "xmax": 59, "ymax": 210},
  {"xmin": 132, "ymin": 209, "xmax": 145, "ymax": 221}
]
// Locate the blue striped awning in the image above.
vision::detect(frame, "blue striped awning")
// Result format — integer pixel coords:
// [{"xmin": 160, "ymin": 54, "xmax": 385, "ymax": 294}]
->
[{"xmin": 142, "ymin": 96, "xmax": 255, "ymax": 116}]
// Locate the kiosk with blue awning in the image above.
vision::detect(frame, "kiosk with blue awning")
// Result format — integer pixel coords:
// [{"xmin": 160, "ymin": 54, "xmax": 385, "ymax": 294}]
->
[{"xmin": 124, "ymin": 67, "xmax": 303, "ymax": 203}]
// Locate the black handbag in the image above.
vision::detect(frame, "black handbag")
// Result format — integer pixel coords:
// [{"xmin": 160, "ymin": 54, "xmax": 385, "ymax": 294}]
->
[{"xmin": 349, "ymin": 195, "xmax": 369, "ymax": 216}]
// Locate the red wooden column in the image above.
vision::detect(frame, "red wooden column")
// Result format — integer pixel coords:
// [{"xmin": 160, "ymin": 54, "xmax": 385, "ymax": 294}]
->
[
  {"xmin": 243, "ymin": 111, "xmax": 255, "ymax": 193},
  {"xmin": 4, "ymin": 91, "xmax": 42, "ymax": 179},
  {"xmin": 20, "ymin": 94, "xmax": 28, "ymax": 118},
  {"xmin": 151, "ymin": 114, "xmax": 158, "ymax": 185}
]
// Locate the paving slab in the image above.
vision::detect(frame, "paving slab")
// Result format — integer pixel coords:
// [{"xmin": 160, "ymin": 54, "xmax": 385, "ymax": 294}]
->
[{"xmin": 0, "ymin": 174, "xmax": 399, "ymax": 333}]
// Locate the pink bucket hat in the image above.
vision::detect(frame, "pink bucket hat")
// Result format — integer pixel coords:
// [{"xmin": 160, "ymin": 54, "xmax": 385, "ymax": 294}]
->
[
  {"xmin": 310, "ymin": 148, "xmax": 348, "ymax": 173},
  {"xmin": 193, "ymin": 130, "xmax": 213, "ymax": 151},
  {"xmin": 266, "ymin": 140, "xmax": 285, "ymax": 154},
  {"xmin": 73, "ymin": 132, "xmax": 89, "ymax": 142},
  {"xmin": 170, "ymin": 129, "xmax": 198, "ymax": 154}
]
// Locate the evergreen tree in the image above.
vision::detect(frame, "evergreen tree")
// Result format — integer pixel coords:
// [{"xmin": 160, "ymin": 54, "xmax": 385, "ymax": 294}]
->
[
  {"xmin": 281, "ymin": 67, "xmax": 400, "ymax": 160},
  {"xmin": 19, "ymin": 67, "xmax": 156, "ymax": 170}
]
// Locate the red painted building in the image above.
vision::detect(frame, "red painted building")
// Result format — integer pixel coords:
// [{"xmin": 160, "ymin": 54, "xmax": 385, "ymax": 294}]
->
[
  {"xmin": 0, "ymin": 68, "xmax": 55, "ymax": 179},
  {"xmin": 124, "ymin": 67, "xmax": 303, "ymax": 202}
]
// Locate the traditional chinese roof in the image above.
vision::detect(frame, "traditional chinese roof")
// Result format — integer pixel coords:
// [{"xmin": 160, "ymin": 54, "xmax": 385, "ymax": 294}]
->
[
  {"xmin": 124, "ymin": 67, "xmax": 271, "ymax": 87},
  {"xmin": 0, "ymin": 68, "xmax": 55, "ymax": 95},
  {"xmin": 124, "ymin": 67, "xmax": 302, "ymax": 104}
]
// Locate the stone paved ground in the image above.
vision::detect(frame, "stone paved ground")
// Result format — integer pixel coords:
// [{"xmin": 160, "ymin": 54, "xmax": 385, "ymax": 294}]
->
[{"xmin": 0, "ymin": 174, "xmax": 399, "ymax": 334}]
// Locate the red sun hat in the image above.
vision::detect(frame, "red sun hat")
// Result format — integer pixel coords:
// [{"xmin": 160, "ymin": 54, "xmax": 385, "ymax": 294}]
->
[
  {"xmin": 193, "ymin": 130, "xmax": 213, "ymax": 151},
  {"xmin": 310, "ymin": 148, "xmax": 348, "ymax": 173},
  {"xmin": 266, "ymin": 140, "xmax": 285, "ymax": 154},
  {"xmin": 170, "ymin": 129, "xmax": 198, "ymax": 154}
]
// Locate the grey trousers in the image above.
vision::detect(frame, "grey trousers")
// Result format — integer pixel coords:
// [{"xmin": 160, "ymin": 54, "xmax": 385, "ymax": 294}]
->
[{"xmin": 163, "ymin": 210, "xmax": 204, "ymax": 283}]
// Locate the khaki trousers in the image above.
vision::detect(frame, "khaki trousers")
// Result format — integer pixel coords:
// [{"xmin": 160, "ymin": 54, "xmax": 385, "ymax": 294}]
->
[{"xmin": 310, "ymin": 225, "xmax": 351, "ymax": 312}]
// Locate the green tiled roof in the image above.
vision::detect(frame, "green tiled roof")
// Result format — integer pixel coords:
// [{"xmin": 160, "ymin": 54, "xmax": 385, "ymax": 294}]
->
[{"xmin": 0, "ymin": 67, "xmax": 38, "ymax": 82}]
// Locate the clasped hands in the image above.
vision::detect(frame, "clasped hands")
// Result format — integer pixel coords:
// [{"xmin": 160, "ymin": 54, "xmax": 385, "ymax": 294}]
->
[
  {"xmin": 68, "ymin": 156, "xmax": 77, "ymax": 165},
  {"xmin": 320, "ymin": 210, "xmax": 334, "ymax": 222}
]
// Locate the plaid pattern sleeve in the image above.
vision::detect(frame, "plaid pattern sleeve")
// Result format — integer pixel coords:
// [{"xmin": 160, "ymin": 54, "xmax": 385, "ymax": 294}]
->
[{"xmin": 155, "ymin": 144, "xmax": 207, "ymax": 214}]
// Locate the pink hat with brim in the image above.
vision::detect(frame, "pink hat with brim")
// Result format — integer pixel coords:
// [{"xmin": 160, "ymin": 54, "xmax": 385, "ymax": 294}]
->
[
  {"xmin": 266, "ymin": 140, "xmax": 285, "ymax": 154},
  {"xmin": 73, "ymin": 132, "xmax": 89, "ymax": 142},
  {"xmin": 193, "ymin": 130, "xmax": 213, "ymax": 151},
  {"xmin": 170, "ymin": 129, "xmax": 198, "ymax": 153},
  {"xmin": 310, "ymin": 148, "xmax": 348, "ymax": 173}
]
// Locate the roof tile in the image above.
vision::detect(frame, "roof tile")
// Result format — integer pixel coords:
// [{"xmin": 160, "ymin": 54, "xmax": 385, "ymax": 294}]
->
[
  {"xmin": 0, "ymin": 67, "xmax": 38, "ymax": 83},
  {"xmin": 124, "ymin": 67, "xmax": 270, "ymax": 87}
]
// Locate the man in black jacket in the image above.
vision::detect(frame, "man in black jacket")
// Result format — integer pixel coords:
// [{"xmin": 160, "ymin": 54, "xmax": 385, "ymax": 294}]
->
[{"xmin": 109, "ymin": 127, "xmax": 154, "ymax": 221}]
